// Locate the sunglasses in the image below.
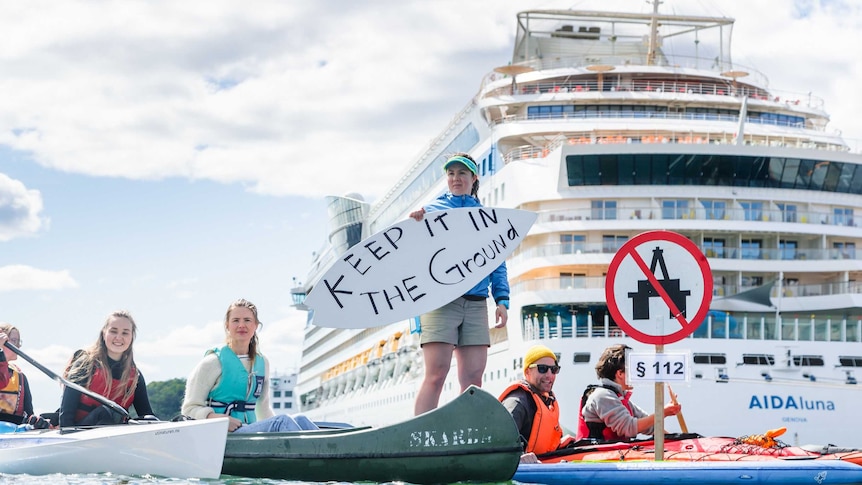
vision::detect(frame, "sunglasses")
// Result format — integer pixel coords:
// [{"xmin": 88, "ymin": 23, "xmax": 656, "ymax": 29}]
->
[{"xmin": 529, "ymin": 364, "xmax": 561, "ymax": 375}]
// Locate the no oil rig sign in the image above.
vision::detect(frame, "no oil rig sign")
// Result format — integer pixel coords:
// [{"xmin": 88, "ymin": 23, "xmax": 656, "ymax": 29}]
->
[{"xmin": 605, "ymin": 231, "xmax": 712, "ymax": 345}]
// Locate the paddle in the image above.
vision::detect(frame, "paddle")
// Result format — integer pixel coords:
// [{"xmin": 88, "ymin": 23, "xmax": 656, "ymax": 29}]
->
[
  {"xmin": 3, "ymin": 341, "xmax": 130, "ymax": 421},
  {"xmin": 666, "ymin": 384, "xmax": 688, "ymax": 433}
]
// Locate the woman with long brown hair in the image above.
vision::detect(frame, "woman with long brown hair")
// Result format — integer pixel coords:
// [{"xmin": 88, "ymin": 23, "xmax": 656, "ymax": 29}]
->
[{"xmin": 60, "ymin": 310, "xmax": 154, "ymax": 426}]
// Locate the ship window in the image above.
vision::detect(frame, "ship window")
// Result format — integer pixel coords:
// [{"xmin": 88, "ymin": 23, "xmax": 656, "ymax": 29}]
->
[
  {"xmin": 618, "ymin": 154, "xmax": 635, "ymax": 185},
  {"xmin": 560, "ymin": 272, "xmax": 586, "ymax": 289},
  {"xmin": 740, "ymin": 201, "xmax": 763, "ymax": 221},
  {"xmin": 833, "ymin": 207, "xmax": 853, "ymax": 226},
  {"xmin": 600, "ymin": 155, "xmax": 619, "ymax": 185},
  {"xmin": 602, "ymin": 235, "xmax": 627, "ymax": 253},
  {"xmin": 560, "ymin": 234, "xmax": 586, "ymax": 254},
  {"xmin": 634, "ymin": 155, "xmax": 651, "ymax": 184},
  {"xmin": 779, "ymin": 240, "xmax": 797, "ymax": 260},
  {"xmin": 824, "ymin": 163, "xmax": 842, "ymax": 192},
  {"xmin": 703, "ymin": 237, "xmax": 725, "ymax": 258},
  {"xmin": 741, "ymin": 239, "xmax": 762, "ymax": 260},
  {"xmin": 792, "ymin": 355, "xmax": 825, "ymax": 367},
  {"xmin": 833, "ymin": 242, "xmax": 856, "ymax": 259},
  {"xmin": 838, "ymin": 163, "xmax": 856, "ymax": 193},
  {"xmin": 573, "ymin": 353, "xmax": 590, "ymax": 364},
  {"xmin": 741, "ymin": 354, "xmax": 775, "ymax": 365},
  {"xmin": 583, "ymin": 155, "xmax": 601, "ymax": 185},
  {"xmin": 777, "ymin": 203, "xmax": 797, "ymax": 222},
  {"xmin": 651, "ymin": 155, "xmax": 669, "ymax": 185},
  {"xmin": 693, "ymin": 353, "xmax": 727, "ymax": 364},
  {"xmin": 561, "ymin": 154, "xmax": 858, "ymax": 195},
  {"xmin": 850, "ymin": 166, "xmax": 862, "ymax": 193},
  {"xmin": 668, "ymin": 154, "xmax": 686, "ymax": 184},
  {"xmin": 838, "ymin": 356, "xmax": 862, "ymax": 367},
  {"xmin": 591, "ymin": 200, "xmax": 616, "ymax": 220},
  {"xmin": 662, "ymin": 199, "xmax": 689, "ymax": 220},
  {"xmin": 701, "ymin": 200, "xmax": 726, "ymax": 220}
]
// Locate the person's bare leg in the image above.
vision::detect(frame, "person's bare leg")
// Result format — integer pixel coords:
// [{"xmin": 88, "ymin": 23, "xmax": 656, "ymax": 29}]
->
[
  {"xmin": 414, "ymin": 342, "xmax": 455, "ymax": 415},
  {"xmin": 454, "ymin": 344, "xmax": 487, "ymax": 392}
]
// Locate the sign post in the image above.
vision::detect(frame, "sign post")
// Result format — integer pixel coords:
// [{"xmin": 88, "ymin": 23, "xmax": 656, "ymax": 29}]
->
[{"xmin": 605, "ymin": 231, "xmax": 712, "ymax": 460}]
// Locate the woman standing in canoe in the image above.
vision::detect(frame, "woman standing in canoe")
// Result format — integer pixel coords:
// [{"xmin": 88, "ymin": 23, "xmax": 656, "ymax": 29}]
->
[
  {"xmin": 0, "ymin": 323, "xmax": 52, "ymax": 428},
  {"xmin": 409, "ymin": 153, "xmax": 510, "ymax": 416},
  {"xmin": 60, "ymin": 310, "xmax": 155, "ymax": 426},
  {"xmin": 182, "ymin": 298, "xmax": 315, "ymax": 433}
]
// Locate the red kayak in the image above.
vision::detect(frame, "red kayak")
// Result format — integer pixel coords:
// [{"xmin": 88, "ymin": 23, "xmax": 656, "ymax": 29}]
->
[{"xmin": 537, "ymin": 430, "xmax": 862, "ymax": 465}]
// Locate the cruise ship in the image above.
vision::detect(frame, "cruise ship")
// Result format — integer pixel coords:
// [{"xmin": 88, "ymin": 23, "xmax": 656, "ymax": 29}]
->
[{"xmin": 292, "ymin": 3, "xmax": 862, "ymax": 447}]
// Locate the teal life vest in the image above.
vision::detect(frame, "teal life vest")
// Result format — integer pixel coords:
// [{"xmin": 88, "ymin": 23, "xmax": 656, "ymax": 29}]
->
[{"xmin": 205, "ymin": 346, "xmax": 265, "ymax": 424}]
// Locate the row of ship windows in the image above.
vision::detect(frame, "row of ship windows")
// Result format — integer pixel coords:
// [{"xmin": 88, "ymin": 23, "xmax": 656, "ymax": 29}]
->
[
  {"xmin": 514, "ymin": 354, "xmax": 862, "ymax": 369},
  {"xmin": 559, "ymin": 234, "xmax": 856, "ymax": 260},
  {"xmin": 527, "ymin": 105, "xmax": 806, "ymax": 128},
  {"xmin": 584, "ymin": 200, "xmax": 855, "ymax": 226},
  {"xmin": 565, "ymin": 154, "xmax": 862, "ymax": 194}
]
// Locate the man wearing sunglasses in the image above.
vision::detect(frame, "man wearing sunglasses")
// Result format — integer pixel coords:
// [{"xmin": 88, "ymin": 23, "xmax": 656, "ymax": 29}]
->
[
  {"xmin": 499, "ymin": 345, "xmax": 575, "ymax": 462},
  {"xmin": 576, "ymin": 344, "xmax": 681, "ymax": 441}
]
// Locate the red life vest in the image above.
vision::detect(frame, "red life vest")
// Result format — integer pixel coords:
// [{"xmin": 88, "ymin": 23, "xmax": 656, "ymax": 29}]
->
[
  {"xmin": 74, "ymin": 364, "xmax": 137, "ymax": 423},
  {"xmin": 499, "ymin": 382, "xmax": 563, "ymax": 454},
  {"xmin": 576, "ymin": 384, "xmax": 634, "ymax": 441}
]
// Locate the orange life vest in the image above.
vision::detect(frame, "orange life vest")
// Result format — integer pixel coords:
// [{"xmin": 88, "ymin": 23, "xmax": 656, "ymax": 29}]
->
[
  {"xmin": 0, "ymin": 364, "xmax": 24, "ymax": 416},
  {"xmin": 74, "ymin": 364, "xmax": 137, "ymax": 423},
  {"xmin": 499, "ymin": 381, "xmax": 563, "ymax": 454}
]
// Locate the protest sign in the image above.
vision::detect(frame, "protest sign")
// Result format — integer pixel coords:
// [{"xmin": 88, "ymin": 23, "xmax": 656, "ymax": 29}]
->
[{"xmin": 304, "ymin": 207, "xmax": 536, "ymax": 328}]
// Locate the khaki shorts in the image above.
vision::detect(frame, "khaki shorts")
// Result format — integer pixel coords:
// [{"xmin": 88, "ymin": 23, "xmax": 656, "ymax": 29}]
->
[{"xmin": 419, "ymin": 297, "xmax": 490, "ymax": 347}]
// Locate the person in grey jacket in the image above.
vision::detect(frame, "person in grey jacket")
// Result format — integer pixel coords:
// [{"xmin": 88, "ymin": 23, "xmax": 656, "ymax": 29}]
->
[{"xmin": 577, "ymin": 344, "xmax": 680, "ymax": 441}]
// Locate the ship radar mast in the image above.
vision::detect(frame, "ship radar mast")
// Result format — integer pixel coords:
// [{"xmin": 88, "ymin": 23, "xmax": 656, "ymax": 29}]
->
[{"xmin": 646, "ymin": 0, "xmax": 662, "ymax": 66}]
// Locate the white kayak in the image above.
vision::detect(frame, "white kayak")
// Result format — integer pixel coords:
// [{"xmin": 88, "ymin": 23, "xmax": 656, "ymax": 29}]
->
[{"xmin": 0, "ymin": 418, "xmax": 229, "ymax": 479}]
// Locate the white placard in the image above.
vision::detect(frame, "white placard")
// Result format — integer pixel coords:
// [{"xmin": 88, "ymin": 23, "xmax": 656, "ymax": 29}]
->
[
  {"xmin": 304, "ymin": 207, "xmax": 537, "ymax": 328},
  {"xmin": 627, "ymin": 351, "xmax": 691, "ymax": 383}
]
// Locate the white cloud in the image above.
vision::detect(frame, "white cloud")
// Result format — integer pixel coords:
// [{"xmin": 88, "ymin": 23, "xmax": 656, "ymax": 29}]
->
[
  {"xmin": 0, "ymin": 173, "xmax": 46, "ymax": 241},
  {"xmin": 1, "ymin": 0, "xmax": 860, "ymax": 200},
  {"xmin": 0, "ymin": 265, "xmax": 77, "ymax": 291}
]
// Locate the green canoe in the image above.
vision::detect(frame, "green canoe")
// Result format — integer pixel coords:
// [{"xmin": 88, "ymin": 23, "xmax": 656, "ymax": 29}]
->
[{"xmin": 221, "ymin": 385, "xmax": 523, "ymax": 483}]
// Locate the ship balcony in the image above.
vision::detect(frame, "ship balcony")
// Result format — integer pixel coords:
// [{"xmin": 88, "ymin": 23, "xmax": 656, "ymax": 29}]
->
[
  {"xmin": 528, "ymin": 206, "xmax": 860, "ymax": 238},
  {"xmin": 516, "ymin": 291, "xmax": 862, "ymax": 344},
  {"xmin": 511, "ymin": 241, "xmax": 862, "ymax": 265},
  {"xmin": 488, "ymin": 78, "xmax": 814, "ymax": 102},
  {"xmin": 492, "ymin": 116, "xmax": 849, "ymax": 159}
]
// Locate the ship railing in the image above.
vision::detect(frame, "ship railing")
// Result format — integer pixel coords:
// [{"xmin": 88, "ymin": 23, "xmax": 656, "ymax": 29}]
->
[
  {"xmin": 530, "ymin": 206, "xmax": 858, "ymax": 229},
  {"xmin": 505, "ymin": 110, "xmax": 809, "ymax": 129},
  {"xmin": 501, "ymin": 130, "xmax": 849, "ymax": 163},
  {"xmin": 518, "ymin": 295, "xmax": 862, "ymax": 343},
  {"xmin": 511, "ymin": 241, "xmax": 862, "ymax": 264},
  {"xmin": 481, "ymin": 75, "xmax": 822, "ymax": 109},
  {"xmin": 480, "ymin": 54, "xmax": 769, "ymax": 89},
  {"xmin": 511, "ymin": 275, "xmax": 862, "ymax": 300}
]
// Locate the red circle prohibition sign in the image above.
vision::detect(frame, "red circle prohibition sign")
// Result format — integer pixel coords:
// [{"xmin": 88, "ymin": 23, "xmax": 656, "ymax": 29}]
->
[{"xmin": 605, "ymin": 231, "xmax": 713, "ymax": 345}]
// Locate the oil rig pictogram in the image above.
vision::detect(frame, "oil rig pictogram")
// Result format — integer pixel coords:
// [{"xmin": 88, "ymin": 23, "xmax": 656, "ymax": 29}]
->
[{"xmin": 627, "ymin": 246, "xmax": 691, "ymax": 320}]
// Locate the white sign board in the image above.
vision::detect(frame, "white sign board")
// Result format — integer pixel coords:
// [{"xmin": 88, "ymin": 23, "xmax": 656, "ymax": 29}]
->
[
  {"xmin": 304, "ymin": 207, "xmax": 537, "ymax": 328},
  {"xmin": 627, "ymin": 351, "xmax": 691, "ymax": 383}
]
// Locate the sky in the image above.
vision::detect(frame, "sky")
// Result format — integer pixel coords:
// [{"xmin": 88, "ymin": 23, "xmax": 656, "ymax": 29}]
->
[{"xmin": 1, "ymin": 0, "xmax": 860, "ymax": 415}]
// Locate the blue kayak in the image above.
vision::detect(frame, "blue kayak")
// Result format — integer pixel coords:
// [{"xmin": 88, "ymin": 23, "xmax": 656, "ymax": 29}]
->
[{"xmin": 514, "ymin": 460, "xmax": 862, "ymax": 485}]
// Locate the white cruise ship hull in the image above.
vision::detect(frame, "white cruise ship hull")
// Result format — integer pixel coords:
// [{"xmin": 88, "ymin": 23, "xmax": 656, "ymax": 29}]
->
[{"xmin": 294, "ymin": 4, "xmax": 862, "ymax": 448}]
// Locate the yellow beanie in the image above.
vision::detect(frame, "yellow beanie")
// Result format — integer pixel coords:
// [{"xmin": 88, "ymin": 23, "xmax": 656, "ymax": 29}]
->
[{"xmin": 524, "ymin": 345, "xmax": 558, "ymax": 371}]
